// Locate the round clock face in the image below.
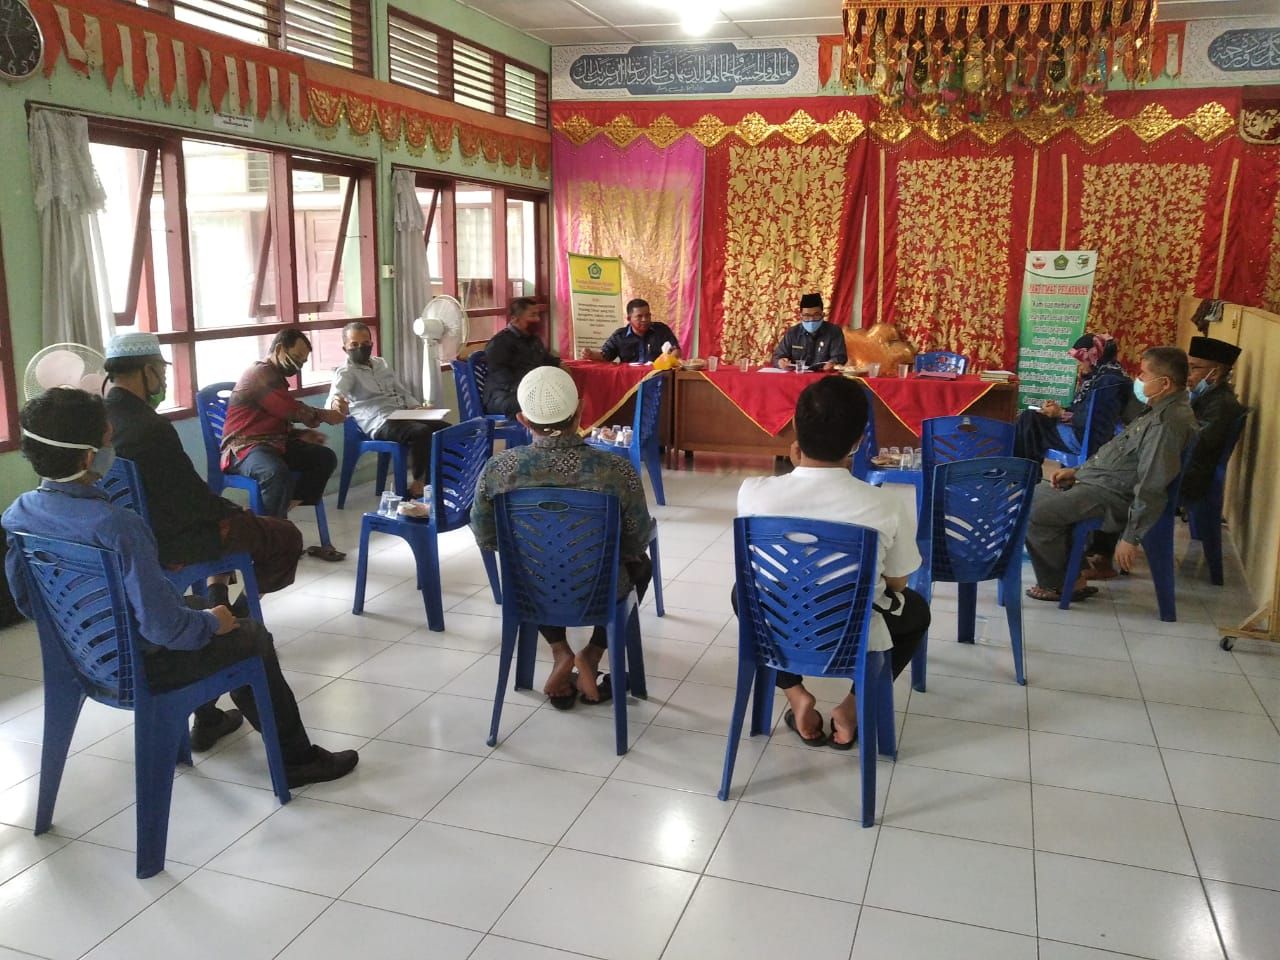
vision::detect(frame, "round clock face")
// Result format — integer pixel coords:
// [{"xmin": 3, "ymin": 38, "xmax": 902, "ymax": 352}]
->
[{"xmin": 0, "ymin": 0, "xmax": 43, "ymax": 81}]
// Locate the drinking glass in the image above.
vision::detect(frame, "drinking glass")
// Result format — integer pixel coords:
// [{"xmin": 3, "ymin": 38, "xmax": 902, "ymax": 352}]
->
[{"xmin": 707, "ymin": 356, "xmax": 719, "ymax": 372}]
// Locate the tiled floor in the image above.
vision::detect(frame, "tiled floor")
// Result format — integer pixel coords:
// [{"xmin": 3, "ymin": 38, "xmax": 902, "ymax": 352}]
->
[{"xmin": 1, "ymin": 457, "xmax": 1278, "ymax": 960}]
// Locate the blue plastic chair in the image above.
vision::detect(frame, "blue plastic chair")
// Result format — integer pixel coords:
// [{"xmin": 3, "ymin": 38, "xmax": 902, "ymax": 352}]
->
[
  {"xmin": 917, "ymin": 415, "xmax": 1016, "ymax": 521},
  {"xmin": 196, "ymin": 383, "xmax": 333, "ymax": 548},
  {"xmin": 1187, "ymin": 409, "xmax": 1249, "ymax": 586},
  {"xmin": 354, "ymin": 418, "xmax": 501, "ymax": 631},
  {"xmin": 720, "ymin": 516, "xmax": 891, "ymax": 826},
  {"xmin": 337, "ymin": 417, "xmax": 408, "ymax": 509},
  {"xmin": 9, "ymin": 532, "xmax": 291, "ymax": 878},
  {"xmin": 487, "ymin": 488, "xmax": 647, "ymax": 756},
  {"xmin": 97, "ymin": 458, "xmax": 265, "ymax": 623},
  {"xmin": 1047, "ymin": 380, "xmax": 1129, "ymax": 468},
  {"xmin": 451, "ymin": 352, "xmax": 529, "ymax": 449},
  {"xmin": 914, "ymin": 351, "xmax": 969, "ymax": 375},
  {"xmin": 915, "ymin": 458, "xmax": 1038, "ymax": 691},
  {"xmin": 1058, "ymin": 440, "xmax": 1197, "ymax": 620},
  {"xmin": 850, "ymin": 409, "xmax": 877, "ymax": 482},
  {"xmin": 585, "ymin": 374, "xmax": 667, "ymax": 506}
]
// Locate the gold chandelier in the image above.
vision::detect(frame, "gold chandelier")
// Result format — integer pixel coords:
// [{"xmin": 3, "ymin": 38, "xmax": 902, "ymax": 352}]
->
[{"xmin": 842, "ymin": 1, "xmax": 1159, "ymax": 119}]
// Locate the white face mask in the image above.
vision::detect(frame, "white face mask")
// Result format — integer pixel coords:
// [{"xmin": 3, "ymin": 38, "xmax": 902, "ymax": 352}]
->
[{"xmin": 23, "ymin": 430, "xmax": 115, "ymax": 482}]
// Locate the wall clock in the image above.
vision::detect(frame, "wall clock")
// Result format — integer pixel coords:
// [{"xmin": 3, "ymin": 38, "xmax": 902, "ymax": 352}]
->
[{"xmin": 0, "ymin": 0, "xmax": 43, "ymax": 82}]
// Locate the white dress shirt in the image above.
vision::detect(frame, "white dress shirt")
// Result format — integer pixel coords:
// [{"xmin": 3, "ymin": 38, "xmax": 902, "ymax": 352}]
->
[{"xmin": 327, "ymin": 356, "xmax": 420, "ymax": 435}]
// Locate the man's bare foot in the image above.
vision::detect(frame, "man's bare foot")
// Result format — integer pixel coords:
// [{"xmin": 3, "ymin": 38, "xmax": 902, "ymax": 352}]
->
[
  {"xmin": 782, "ymin": 686, "xmax": 823, "ymax": 740},
  {"xmin": 543, "ymin": 644, "xmax": 576, "ymax": 699},
  {"xmin": 575, "ymin": 645, "xmax": 606, "ymax": 702},
  {"xmin": 830, "ymin": 694, "xmax": 858, "ymax": 747}
]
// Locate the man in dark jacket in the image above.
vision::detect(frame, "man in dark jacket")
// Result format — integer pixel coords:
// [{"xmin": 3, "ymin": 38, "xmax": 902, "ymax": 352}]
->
[
  {"xmin": 771, "ymin": 293, "xmax": 847, "ymax": 371},
  {"xmin": 482, "ymin": 297, "xmax": 559, "ymax": 416},
  {"xmin": 1182, "ymin": 336, "xmax": 1244, "ymax": 502}
]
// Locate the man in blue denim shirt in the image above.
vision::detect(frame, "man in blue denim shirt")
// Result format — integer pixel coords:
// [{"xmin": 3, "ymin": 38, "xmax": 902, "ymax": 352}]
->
[{"xmin": 3, "ymin": 388, "xmax": 358, "ymax": 787}]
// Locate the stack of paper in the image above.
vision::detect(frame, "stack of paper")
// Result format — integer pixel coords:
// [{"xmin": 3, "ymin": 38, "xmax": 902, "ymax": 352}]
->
[{"xmin": 979, "ymin": 370, "xmax": 1015, "ymax": 383}]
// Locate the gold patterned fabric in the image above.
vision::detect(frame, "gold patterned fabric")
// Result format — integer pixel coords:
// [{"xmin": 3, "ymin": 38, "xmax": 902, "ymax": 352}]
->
[
  {"xmin": 716, "ymin": 144, "xmax": 852, "ymax": 363},
  {"xmin": 894, "ymin": 157, "xmax": 1015, "ymax": 368},
  {"xmin": 1265, "ymin": 198, "xmax": 1280, "ymax": 314},
  {"xmin": 1079, "ymin": 162, "xmax": 1212, "ymax": 368}
]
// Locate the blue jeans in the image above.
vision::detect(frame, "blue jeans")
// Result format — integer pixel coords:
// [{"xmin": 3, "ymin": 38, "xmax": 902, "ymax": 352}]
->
[{"xmin": 230, "ymin": 439, "xmax": 337, "ymax": 519}]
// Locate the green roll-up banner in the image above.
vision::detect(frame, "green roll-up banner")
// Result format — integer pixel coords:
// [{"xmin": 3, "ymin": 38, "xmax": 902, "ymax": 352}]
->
[{"xmin": 1016, "ymin": 251, "xmax": 1098, "ymax": 409}]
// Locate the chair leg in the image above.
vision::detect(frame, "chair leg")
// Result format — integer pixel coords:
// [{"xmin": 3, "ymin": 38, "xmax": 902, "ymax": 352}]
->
[
  {"xmin": 1058, "ymin": 524, "xmax": 1092, "ymax": 611},
  {"xmin": 481, "ymin": 550, "xmax": 503, "ymax": 604},
  {"xmin": 957, "ymin": 582, "xmax": 977, "ymax": 644},
  {"xmin": 393, "ymin": 449, "xmax": 408, "ymax": 498},
  {"xmin": 374, "ymin": 453, "xmax": 389, "ymax": 501},
  {"xmin": 1143, "ymin": 530, "xmax": 1178, "ymax": 623},
  {"xmin": 1004, "ymin": 566, "xmax": 1027, "ymax": 685},
  {"xmin": 247, "ymin": 663, "xmax": 292, "ymax": 804},
  {"xmin": 34, "ymin": 682, "xmax": 86, "ymax": 835},
  {"xmin": 649, "ymin": 533, "xmax": 665, "ymax": 618},
  {"xmin": 624, "ymin": 604, "xmax": 647, "ymax": 699},
  {"xmin": 337, "ymin": 448, "xmax": 358, "ymax": 509},
  {"xmin": 645, "ymin": 447, "xmax": 666, "ymax": 506},
  {"xmin": 419, "ymin": 532, "xmax": 445, "ymax": 632},
  {"xmin": 749, "ymin": 667, "xmax": 775, "ymax": 737},
  {"xmin": 875, "ymin": 652, "xmax": 897, "ymax": 759},
  {"xmin": 1194, "ymin": 501, "xmax": 1225, "ymax": 586},
  {"xmin": 237, "ymin": 561, "xmax": 266, "ymax": 625},
  {"xmin": 855, "ymin": 663, "xmax": 877, "ymax": 828},
  {"xmin": 514, "ymin": 623, "xmax": 538, "ymax": 691},
  {"xmin": 314, "ymin": 501, "xmax": 332, "ymax": 548},
  {"xmin": 719, "ymin": 657, "xmax": 756, "ymax": 800},
  {"xmin": 607, "ymin": 609, "xmax": 630, "ymax": 755},
  {"xmin": 489, "ymin": 618, "xmax": 520, "ymax": 747},
  {"xmin": 352, "ymin": 521, "xmax": 374, "ymax": 614},
  {"xmin": 909, "ymin": 571, "xmax": 933, "ymax": 694},
  {"xmin": 133, "ymin": 709, "xmax": 184, "ymax": 878}
]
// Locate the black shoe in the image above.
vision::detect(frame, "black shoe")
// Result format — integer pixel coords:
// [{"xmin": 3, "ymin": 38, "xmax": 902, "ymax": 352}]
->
[
  {"xmin": 230, "ymin": 594, "xmax": 251, "ymax": 619},
  {"xmin": 206, "ymin": 583, "xmax": 231, "ymax": 609},
  {"xmin": 190, "ymin": 708, "xmax": 244, "ymax": 752},
  {"xmin": 285, "ymin": 745, "xmax": 360, "ymax": 788}
]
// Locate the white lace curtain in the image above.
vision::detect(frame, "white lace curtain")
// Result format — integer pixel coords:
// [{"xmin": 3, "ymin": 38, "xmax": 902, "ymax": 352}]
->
[
  {"xmin": 29, "ymin": 109, "xmax": 113, "ymax": 353},
  {"xmin": 392, "ymin": 168, "xmax": 429, "ymax": 399}
]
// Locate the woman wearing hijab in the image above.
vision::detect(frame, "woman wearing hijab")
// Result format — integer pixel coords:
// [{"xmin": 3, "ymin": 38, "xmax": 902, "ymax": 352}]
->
[{"xmin": 1014, "ymin": 332, "xmax": 1129, "ymax": 463}]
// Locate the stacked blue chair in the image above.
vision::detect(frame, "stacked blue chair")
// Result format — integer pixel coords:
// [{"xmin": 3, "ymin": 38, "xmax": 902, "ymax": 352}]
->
[
  {"xmin": 1046, "ymin": 380, "xmax": 1129, "ymax": 468},
  {"xmin": 9, "ymin": 533, "xmax": 291, "ymax": 878},
  {"xmin": 914, "ymin": 351, "xmax": 969, "ymax": 375},
  {"xmin": 337, "ymin": 417, "xmax": 408, "ymax": 509},
  {"xmin": 451, "ymin": 352, "xmax": 529, "ymax": 449},
  {"xmin": 196, "ymin": 383, "xmax": 333, "ymax": 549},
  {"xmin": 354, "ymin": 418, "xmax": 499, "ymax": 631},
  {"xmin": 918, "ymin": 415, "xmax": 1016, "ymax": 521},
  {"xmin": 487, "ymin": 488, "xmax": 647, "ymax": 756},
  {"xmin": 850, "ymin": 381, "xmax": 882, "ymax": 483},
  {"xmin": 1058, "ymin": 440, "xmax": 1198, "ymax": 620},
  {"xmin": 98, "ymin": 457, "xmax": 265, "ymax": 623},
  {"xmin": 914, "ymin": 458, "xmax": 1039, "ymax": 691},
  {"xmin": 1187, "ymin": 409, "xmax": 1249, "ymax": 586},
  {"xmin": 720, "ymin": 517, "xmax": 890, "ymax": 826},
  {"xmin": 586, "ymin": 374, "xmax": 667, "ymax": 506}
]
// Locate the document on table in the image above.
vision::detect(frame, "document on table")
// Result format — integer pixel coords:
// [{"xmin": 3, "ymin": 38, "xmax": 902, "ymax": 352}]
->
[{"xmin": 385, "ymin": 408, "xmax": 451, "ymax": 421}]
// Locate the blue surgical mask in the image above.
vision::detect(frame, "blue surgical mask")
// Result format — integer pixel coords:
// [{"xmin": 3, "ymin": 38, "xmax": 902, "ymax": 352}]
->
[
  {"xmin": 22, "ymin": 430, "xmax": 116, "ymax": 482},
  {"xmin": 1132, "ymin": 378, "xmax": 1148, "ymax": 405},
  {"xmin": 801, "ymin": 319, "xmax": 823, "ymax": 335},
  {"xmin": 1190, "ymin": 378, "xmax": 1212, "ymax": 399}
]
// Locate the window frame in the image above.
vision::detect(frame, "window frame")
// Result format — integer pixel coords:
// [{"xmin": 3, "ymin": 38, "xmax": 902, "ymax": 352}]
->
[
  {"xmin": 387, "ymin": 7, "xmax": 549, "ymax": 129},
  {"xmin": 0, "ymin": 228, "xmax": 18, "ymax": 453},
  {"xmin": 87, "ymin": 117, "xmax": 379, "ymax": 419}
]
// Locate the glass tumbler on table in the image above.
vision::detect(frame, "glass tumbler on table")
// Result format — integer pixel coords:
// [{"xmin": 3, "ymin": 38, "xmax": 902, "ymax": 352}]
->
[
  {"xmin": 707, "ymin": 356, "xmax": 719, "ymax": 372},
  {"xmin": 379, "ymin": 491, "xmax": 402, "ymax": 518}
]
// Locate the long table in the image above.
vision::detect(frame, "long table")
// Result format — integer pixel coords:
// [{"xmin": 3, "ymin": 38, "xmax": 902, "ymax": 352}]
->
[{"xmin": 562, "ymin": 360, "xmax": 674, "ymax": 445}]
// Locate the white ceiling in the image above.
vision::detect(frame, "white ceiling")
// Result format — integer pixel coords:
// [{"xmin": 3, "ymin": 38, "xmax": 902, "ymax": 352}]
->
[{"xmin": 458, "ymin": 0, "xmax": 1278, "ymax": 46}]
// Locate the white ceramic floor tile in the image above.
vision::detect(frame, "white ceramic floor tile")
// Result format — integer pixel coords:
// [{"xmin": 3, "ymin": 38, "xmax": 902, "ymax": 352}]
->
[
  {"xmin": 379, "ymin": 691, "xmax": 535, "ymax": 756},
  {"xmin": 342, "ymin": 643, "xmax": 482, "ymax": 691},
  {"xmin": 84, "ymin": 869, "xmax": 328, "ymax": 960},
  {"xmin": 439, "ymin": 655, "xmax": 553, "ymax": 708},
  {"xmin": 864, "ymin": 827, "xmax": 1036, "ymax": 936},
  {"xmin": 664, "ymin": 875, "xmax": 859, "ymax": 960},
  {"xmin": 897, "ymin": 714, "xmax": 1031, "ymax": 781},
  {"xmin": 276, "ymin": 632, "xmax": 392, "ymax": 678},
  {"xmin": 0, "ymin": 754, "xmax": 138, "ymax": 838},
  {"xmin": 0, "ymin": 740, "xmax": 40, "ymax": 793},
  {"xmin": 493, "ymin": 848, "xmax": 697, "ymax": 960},
  {"xmin": 1028, "ymin": 688, "xmax": 1156, "ymax": 745},
  {"xmin": 0, "ymin": 841, "xmax": 188, "ymax": 960},
  {"xmin": 1162, "ymin": 748, "xmax": 1280, "ymax": 819},
  {"xmin": 1205, "ymin": 880, "xmax": 1280, "ymax": 960},
  {"xmin": 905, "ymin": 673, "xmax": 1028, "ymax": 729},
  {"xmin": 1036, "ymin": 944, "xmax": 1148, "ymax": 960},
  {"xmin": 706, "ymin": 801, "xmax": 878, "ymax": 901},
  {"xmin": 882, "ymin": 764, "xmax": 1033, "ymax": 847},
  {"xmin": 652, "ymin": 679, "xmax": 782, "ymax": 737},
  {"xmin": 1032, "ymin": 785, "xmax": 1196, "ymax": 875},
  {"xmin": 0, "ymin": 823, "xmax": 67, "ymax": 886},
  {"xmin": 851, "ymin": 907, "xmax": 1037, "ymax": 960},
  {"xmin": 427, "ymin": 757, "xmax": 602, "ymax": 843},
  {"xmin": 742, "ymin": 742, "xmax": 892, "ymax": 821},
  {"xmin": 1147, "ymin": 702, "xmax": 1280, "ymax": 762},
  {"xmin": 207, "ymin": 796, "xmax": 413, "ymax": 896},
  {"xmin": 295, "ymin": 678, "xmax": 430, "ymax": 738},
  {"xmin": 313, "ymin": 610, "xmax": 423, "ymax": 643},
  {"xmin": 276, "ymin": 900, "xmax": 482, "ymax": 960},
  {"xmin": 1036, "ymin": 852, "xmax": 1223, "ymax": 960},
  {"xmin": 0, "ymin": 698, "xmax": 134, "ymax": 753},
  {"xmin": 0, "ymin": 678, "xmax": 43, "ymax": 726},
  {"xmin": 1029, "ymin": 731, "xmax": 1173, "ymax": 802},
  {"xmin": 1133, "ymin": 661, "xmax": 1264, "ymax": 714},
  {"xmin": 560, "ymin": 779, "xmax": 733, "ymax": 872},
  {"xmin": 1180, "ymin": 806, "xmax": 1280, "ymax": 892},
  {"xmin": 302, "ymin": 739, "xmax": 480, "ymax": 817},
  {"xmin": 400, "ymin": 611, "xmax": 503, "ymax": 654},
  {"xmin": 919, "ymin": 636, "xmax": 1024, "ymax": 686},
  {"xmin": 1125, "ymin": 632, "xmax": 1243, "ymax": 673},
  {"xmin": 492, "ymin": 708, "xmax": 631, "ymax": 778},
  {"xmin": 193, "ymin": 730, "xmax": 366, "ymax": 792},
  {"xmin": 344, "ymin": 820, "xmax": 549, "ymax": 930},
  {"xmin": 614, "ymin": 724, "xmax": 765, "ymax": 799},
  {"xmin": 1025, "ymin": 651, "xmax": 1143, "ymax": 699}
]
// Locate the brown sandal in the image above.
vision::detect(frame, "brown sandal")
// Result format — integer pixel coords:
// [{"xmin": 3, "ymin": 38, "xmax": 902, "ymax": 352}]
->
[
  {"xmin": 306, "ymin": 544, "xmax": 346, "ymax": 562},
  {"xmin": 1025, "ymin": 585, "xmax": 1091, "ymax": 603}
]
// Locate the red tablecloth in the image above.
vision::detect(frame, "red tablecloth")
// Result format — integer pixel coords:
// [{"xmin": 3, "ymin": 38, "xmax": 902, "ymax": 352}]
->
[
  {"xmin": 856, "ymin": 375, "xmax": 996, "ymax": 437},
  {"xmin": 563, "ymin": 360, "xmax": 658, "ymax": 429},
  {"xmin": 697, "ymin": 368, "xmax": 826, "ymax": 435}
]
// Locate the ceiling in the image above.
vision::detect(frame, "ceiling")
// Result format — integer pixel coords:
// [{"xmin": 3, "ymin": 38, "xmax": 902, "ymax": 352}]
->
[{"xmin": 458, "ymin": 0, "xmax": 1278, "ymax": 46}]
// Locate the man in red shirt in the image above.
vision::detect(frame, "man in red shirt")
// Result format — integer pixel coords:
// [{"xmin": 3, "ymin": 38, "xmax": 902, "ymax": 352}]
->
[{"xmin": 222, "ymin": 329, "xmax": 347, "ymax": 560}]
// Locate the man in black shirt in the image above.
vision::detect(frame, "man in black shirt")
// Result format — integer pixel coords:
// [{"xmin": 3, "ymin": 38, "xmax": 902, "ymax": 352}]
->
[
  {"xmin": 483, "ymin": 297, "xmax": 559, "ymax": 416},
  {"xmin": 581, "ymin": 299, "xmax": 680, "ymax": 364},
  {"xmin": 1182, "ymin": 336, "xmax": 1245, "ymax": 502},
  {"xmin": 772, "ymin": 293, "xmax": 848, "ymax": 370}
]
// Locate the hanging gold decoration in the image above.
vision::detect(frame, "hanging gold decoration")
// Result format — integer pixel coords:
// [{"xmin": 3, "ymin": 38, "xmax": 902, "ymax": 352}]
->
[{"xmin": 842, "ymin": 1, "xmax": 1158, "ymax": 121}]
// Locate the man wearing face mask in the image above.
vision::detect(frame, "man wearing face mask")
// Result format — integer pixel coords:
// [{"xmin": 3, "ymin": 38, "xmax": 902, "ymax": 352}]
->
[
  {"xmin": 1024, "ymin": 346, "xmax": 1197, "ymax": 604},
  {"xmin": 326, "ymin": 321, "xmax": 446, "ymax": 499},
  {"xmin": 483, "ymin": 297, "xmax": 559, "ymax": 417},
  {"xmin": 772, "ymin": 293, "xmax": 848, "ymax": 371},
  {"xmin": 3, "ymin": 388, "xmax": 359, "ymax": 786},
  {"xmin": 222, "ymin": 329, "xmax": 348, "ymax": 560},
  {"xmin": 580, "ymin": 299, "xmax": 680, "ymax": 363}
]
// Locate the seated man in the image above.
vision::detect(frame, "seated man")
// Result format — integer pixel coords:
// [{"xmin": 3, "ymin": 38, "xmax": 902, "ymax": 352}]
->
[
  {"xmin": 471, "ymin": 366, "xmax": 654, "ymax": 708},
  {"xmin": 327, "ymin": 321, "xmax": 446, "ymax": 499},
  {"xmin": 103, "ymin": 332, "xmax": 305, "ymax": 751},
  {"xmin": 1014, "ymin": 332, "xmax": 1128, "ymax": 463},
  {"xmin": 1025, "ymin": 346, "xmax": 1196, "ymax": 602},
  {"xmin": 222, "ymin": 328, "xmax": 348, "ymax": 560},
  {"xmin": 483, "ymin": 297, "xmax": 559, "ymax": 417},
  {"xmin": 580, "ymin": 299, "xmax": 680, "ymax": 363},
  {"xmin": 3, "ymin": 388, "xmax": 358, "ymax": 787},
  {"xmin": 737, "ymin": 376, "xmax": 929, "ymax": 748},
  {"xmin": 772, "ymin": 293, "xmax": 848, "ymax": 371}
]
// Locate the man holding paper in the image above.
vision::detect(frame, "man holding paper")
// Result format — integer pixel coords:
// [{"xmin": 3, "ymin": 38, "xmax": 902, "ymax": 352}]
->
[{"xmin": 327, "ymin": 321, "xmax": 448, "ymax": 499}]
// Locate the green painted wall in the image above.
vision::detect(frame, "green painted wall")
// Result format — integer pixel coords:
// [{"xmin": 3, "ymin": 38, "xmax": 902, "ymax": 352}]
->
[{"xmin": 0, "ymin": 0, "xmax": 548, "ymax": 509}]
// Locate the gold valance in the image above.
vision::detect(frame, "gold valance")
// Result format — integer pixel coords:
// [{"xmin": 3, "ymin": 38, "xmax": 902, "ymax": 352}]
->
[{"xmin": 555, "ymin": 110, "xmax": 867, "ymax": 149}]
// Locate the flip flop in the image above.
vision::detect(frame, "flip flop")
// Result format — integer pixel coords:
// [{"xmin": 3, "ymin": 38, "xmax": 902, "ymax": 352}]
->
[
  {"xmin": 1025, "ymin": 586, "xmax": 1092, "ymax": 603},
  {"xmin": 306, "ymin": 544, "xmax": 346, "ymax": 562},
  {"xmin": 1077, "ymin": 585, "xmax": 1100, "ymax": 598},
  {"xmin": 546, "ymin": 671, "xmax": 579, "ymax": 711},
  {"xmin": 579, "ymin": 673, "xmax": 613, "ymax": 705},
  {"xmin": 783, "ymin": 708, "xmax": 828, "ymax": 746},
  {"xmin": 828, "ymin": 718, "xmax": 857, "ymax": 751}
]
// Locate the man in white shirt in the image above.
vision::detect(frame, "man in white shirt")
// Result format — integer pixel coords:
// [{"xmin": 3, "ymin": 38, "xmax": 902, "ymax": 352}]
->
[
  {"xmin": 327, "ymin": 322, "xmax": 446, "ymax": 499},
  {"xmin": 737, "ymin": 376, "xmax": 929, "ymax": 748}
]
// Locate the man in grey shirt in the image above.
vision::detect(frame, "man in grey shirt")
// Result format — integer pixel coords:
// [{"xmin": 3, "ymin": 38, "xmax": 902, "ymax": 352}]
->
[
  {"xmin": 1025, "ymin": 346, "xmax": 1197, "ymax": 603},
  {"xmin": 327, "ymin": 321, "xmax": 446, "ymax": 499}
]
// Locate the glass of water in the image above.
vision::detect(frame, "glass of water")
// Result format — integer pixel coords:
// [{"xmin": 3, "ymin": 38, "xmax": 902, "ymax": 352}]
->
[{"xmin": 379, "ymin": 491, "xmax": 402, "ymax": 517}]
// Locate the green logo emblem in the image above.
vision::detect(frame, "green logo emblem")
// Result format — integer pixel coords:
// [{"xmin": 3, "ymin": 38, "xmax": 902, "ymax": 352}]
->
[
  {"xmin": 588, "ymin": 262, "xmax": 603, "ymax": 280},
  {"xmin": 1053, "ymin": 254, "xmax": 1069, "ymax": 271}
]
